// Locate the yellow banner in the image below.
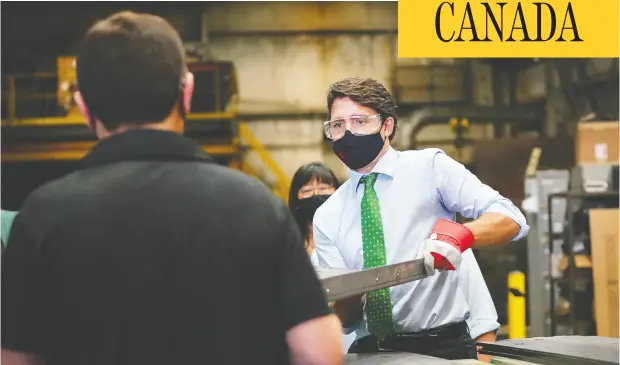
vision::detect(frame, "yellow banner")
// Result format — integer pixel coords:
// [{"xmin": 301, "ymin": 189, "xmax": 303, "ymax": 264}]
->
[{"xmin": 398, "ymin": 0, "xmax": 619, "ymax": 58}]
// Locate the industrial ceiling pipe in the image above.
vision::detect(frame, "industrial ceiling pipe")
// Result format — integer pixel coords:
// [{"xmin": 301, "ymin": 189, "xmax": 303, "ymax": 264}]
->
[{"xmin": 396, "ymin": 106, "xmax": 543, "ymax": 150}]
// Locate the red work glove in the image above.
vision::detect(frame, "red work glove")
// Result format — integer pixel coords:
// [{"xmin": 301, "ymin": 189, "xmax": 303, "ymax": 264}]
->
[{"xmin": 415, "ymin": 219, "xmax": 475, "ymax": 276}]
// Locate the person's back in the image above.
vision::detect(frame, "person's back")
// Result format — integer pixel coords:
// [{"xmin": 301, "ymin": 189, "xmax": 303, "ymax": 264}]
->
[
  {"xmin": 1, "ymin": 11, "xmax": 342, "ymax": 365},
  {"xmin": 5, "ymin": 138, "xmax": 314, "ymax": 364}
]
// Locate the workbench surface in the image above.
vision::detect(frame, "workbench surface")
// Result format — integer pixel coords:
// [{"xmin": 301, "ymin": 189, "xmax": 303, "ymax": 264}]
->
[
  {"xmin": 344, "ymin": 353, "xmax": 487, "ymax": 364},
  {"xmin": 479, "ymin": 336, "xmax": 619, "ymax": 364}
]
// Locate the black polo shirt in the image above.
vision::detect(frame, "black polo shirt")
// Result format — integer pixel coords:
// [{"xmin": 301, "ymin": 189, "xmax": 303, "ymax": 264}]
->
[{"xmin": 2, "ymin": 130, "xmax": 330, "ymax": 365}]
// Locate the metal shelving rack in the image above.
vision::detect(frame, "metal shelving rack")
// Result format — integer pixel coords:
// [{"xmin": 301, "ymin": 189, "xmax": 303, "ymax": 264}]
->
[
  {"xmin": 548, "ymin": 191, "xmax": 620, "ymax": 336},
  {"xmin": 526, "ymin": 170, "xmax": 570, "ymax": 337}
]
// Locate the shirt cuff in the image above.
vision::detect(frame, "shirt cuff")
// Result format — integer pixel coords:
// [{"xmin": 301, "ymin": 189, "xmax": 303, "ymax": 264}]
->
[
  {"xmin": 483, "ymin": 201, "xmax": 530, "ymax": 241},
  {"xmin": 467, "ymin": 320, "xmax": 500, "ymax": 341}
]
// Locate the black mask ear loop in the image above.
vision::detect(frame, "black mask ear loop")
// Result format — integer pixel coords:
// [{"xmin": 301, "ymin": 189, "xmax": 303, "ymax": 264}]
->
[{"xmin": 379, "ymin": 116, "xmax": 388, "ymax": 143}]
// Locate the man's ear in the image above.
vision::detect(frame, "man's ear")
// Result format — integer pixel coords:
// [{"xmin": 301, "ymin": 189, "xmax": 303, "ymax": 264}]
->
[
  {"xmin": 74, "ymin": 91, "xmax": 89, "ymax": 121},
  {"xmin": 383, "ymin": 117, "xmax": 395, "ymax": 137},
  {"xmin": 182, "ymin": 72, "xmax": 195, "ymax": 114},
  {"xmin": 74, "ymin": 91, "xmax": 97, "ymax": 130}
]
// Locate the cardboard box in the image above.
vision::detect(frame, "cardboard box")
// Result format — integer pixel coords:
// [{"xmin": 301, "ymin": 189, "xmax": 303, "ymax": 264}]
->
[
  {"xmin": 589, "ymin": 209, "xmax": 619, "ymax": 337},
  {"xmin": 576, "ymin": 122, "xmax": 619, "ymax": 165},
  {"xmin": 558, "ymin": 254, "xmax": 592, "ymax": 272}
]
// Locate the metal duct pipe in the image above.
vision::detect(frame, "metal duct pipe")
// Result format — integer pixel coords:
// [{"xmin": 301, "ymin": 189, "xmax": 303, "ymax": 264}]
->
[{"xmin": 396, "ymin": 105, "xmax": 543, "ymax": 150}]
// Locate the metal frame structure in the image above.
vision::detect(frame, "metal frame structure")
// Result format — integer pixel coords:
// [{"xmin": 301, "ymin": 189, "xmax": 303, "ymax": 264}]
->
[
  {"xmin": 1, "ymin": 61, "xmax": 243, "ymax": 164},
  {"xmin": 526, "ymin": 170, "xmax": 571, "ymax": 338},
  {"xmin": 547, "ymin": 191, "xmax": 620, "ymax": 336},
  {"xmin": 2, "ymin": 60, "xmax": 239, "ymax": 126}
]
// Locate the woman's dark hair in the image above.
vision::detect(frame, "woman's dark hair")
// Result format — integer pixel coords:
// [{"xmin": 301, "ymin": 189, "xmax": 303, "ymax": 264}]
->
[{"xmin": 289, "ymin": 162, "xmax": 340, "ymax": 240}]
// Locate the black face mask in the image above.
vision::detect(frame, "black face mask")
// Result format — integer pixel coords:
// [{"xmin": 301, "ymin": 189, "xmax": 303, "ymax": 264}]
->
[
  {"xmin": 333, "ymin": 130, "xmax": 385, "ymax": 170},
  {"xmin": 296, "ymin": 194, "xmax": 331, "ymax": 223}
]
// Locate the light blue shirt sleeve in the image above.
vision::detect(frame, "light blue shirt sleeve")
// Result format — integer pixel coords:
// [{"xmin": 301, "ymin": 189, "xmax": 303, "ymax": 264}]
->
[
  {"xmin": 314, "ymin": 205, "xmax": 349, "ymax": 270},
  {"xmin": 314, "ymin": 203, "xmax": 359, "ymax": 336},
  {"xmin": 309, "ymin": 249, "xmax": 320, "ymax": 267},
  {"xmin": 432, "ymin": 151, "xmax": 530, "ymax": 241},
  {"xmin": 1, "ymin": 210, "xmax": 19, "ymax": 247},
  {"xmin": 459, "ymin": 250, "xmax": 500, "ymax": 340}
]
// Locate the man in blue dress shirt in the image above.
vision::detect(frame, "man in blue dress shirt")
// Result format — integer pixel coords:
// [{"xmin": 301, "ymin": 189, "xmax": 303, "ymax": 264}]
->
[{"xmin": 313, "ymin": 77, "xmax": 529, "ymax": 360}]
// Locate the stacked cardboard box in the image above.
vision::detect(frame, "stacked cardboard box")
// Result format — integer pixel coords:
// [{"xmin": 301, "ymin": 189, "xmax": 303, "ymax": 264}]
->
[
  {"xmin": 575, "ymin": 122, "xmax": 619, "ymax": 337},
  {"xmin": 575, "ymin": 121, "xmax": 619, "ymax": 165},
  {"xmin": 589, "ymin": 209, "xmax": 619, "ymax": 338}
]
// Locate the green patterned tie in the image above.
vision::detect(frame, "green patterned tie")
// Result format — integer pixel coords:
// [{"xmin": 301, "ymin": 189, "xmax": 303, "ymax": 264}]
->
[{"xmin": 360, "ymin": 173, "xmax": 393, "ymax": 342}]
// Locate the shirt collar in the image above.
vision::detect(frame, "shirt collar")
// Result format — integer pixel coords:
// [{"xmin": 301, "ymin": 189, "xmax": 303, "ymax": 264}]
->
[
  {"xmin": 80, "ymin": 129, "xmax": 213, "ymax": 169},
  {"xmin": 349, "ymin": 147, "xmax": 399, "ymax": 191}
]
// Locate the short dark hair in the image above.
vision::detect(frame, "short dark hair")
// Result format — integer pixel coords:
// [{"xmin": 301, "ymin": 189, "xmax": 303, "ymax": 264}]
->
[
  {"xmin": 326, "ymin": 77, "xmax": 398, "ymax": 140},
  {"xmin": 77, "ymin": 11, "xmax": 186, "ymax": 131},
  {"xmin": 288, "ymin": 162, "xmax": 340, "ymax": 240}
]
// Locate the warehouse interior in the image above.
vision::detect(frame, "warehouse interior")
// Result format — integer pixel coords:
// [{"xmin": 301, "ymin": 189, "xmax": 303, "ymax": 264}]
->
[{"xmin": 1, "ymin": 1, "xmax": 619, "ymax": 362}]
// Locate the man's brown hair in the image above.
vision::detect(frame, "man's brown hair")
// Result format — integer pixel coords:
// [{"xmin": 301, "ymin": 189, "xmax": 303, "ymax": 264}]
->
[
  {"xmin": 326, "ymin": 77, "xmax": 398, "ymax": 140},
  {"xmin": 77, "ymin": 11, "xmax": 186, "ymax": 131}
]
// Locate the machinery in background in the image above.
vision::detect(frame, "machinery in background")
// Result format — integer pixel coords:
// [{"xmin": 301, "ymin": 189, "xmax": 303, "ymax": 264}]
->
[
  {"xmin": 57, "ymin": 56, "xmax": 81, "ymax": 117},
  {"xmin": 448, "ymin": 117, "xmax": 470, "ymax": 162},
  {"xmin": 2, "ymin": 56, "xmax": 239, "ymax": 127},
  {"xmin": 524, "ymin": 138, "xmax": 619, "ymax": 338},
  {"xmin": 1, "ymin": 54, "xmax": 291, "ymax": 209},
  {"xmin": 1, "ymin": 55, "xmax": 242, "ymax": 208},
  {"xmin": 547, "ymin": 164, "xmax": 619, "ymax": 337},
  {"xmin": 524, "ymin": 169, "xmax": 570, "ymax": 337}
]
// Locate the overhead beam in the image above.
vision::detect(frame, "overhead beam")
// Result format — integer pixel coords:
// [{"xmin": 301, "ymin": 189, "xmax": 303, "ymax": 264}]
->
[
  {"xmin": 1, "ymin": 142, "xmax": 238, "ymax": 162},
  {"xmin": 203, "ymin": 2, "xmax": 397, "ymax": 35},
  {"xmin": 209, "ymin": 29, "xmax": 397, "ymax": 37}
]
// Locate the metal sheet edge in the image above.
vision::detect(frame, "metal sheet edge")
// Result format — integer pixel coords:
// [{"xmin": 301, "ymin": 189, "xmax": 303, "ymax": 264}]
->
[{"xmin": 319, "ymin": 259, "xmax": 429, "ymax": 302}]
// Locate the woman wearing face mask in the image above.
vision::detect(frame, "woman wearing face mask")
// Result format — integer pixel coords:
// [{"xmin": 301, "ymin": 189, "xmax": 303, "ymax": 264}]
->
[
  {"xmin": 289, "ymin": 162, "xmax": 357, "ymax": 354},
  {"xmin": 289, "ymin": 162, "xmax": 340, "ymax": 265}
]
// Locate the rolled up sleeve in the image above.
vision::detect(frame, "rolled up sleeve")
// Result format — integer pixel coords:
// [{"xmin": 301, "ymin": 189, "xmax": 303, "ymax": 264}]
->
[
  {"xmin": 459, "ymin": 250, "xmax": 500, "ymax": 340},
  {"xmin": 483, "ymin": 201, "xmax": 529, "ymax": 241},
  {"xmin": 431, "ymin": 150, "xmax": 529, "ymax": 242}
]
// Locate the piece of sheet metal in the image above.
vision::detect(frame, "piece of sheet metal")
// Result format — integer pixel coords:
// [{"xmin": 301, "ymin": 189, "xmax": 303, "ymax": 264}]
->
[
  {"xmin": 479, "ymin": 336, "xmax": 619, "ymax": 365},
  {"xmin": 490, "ymin": 357, "xmax": 547, "ymax": 365},
  {"xmin": 344, "ymin": 353, "xmax": 485, "ymax": 364},
  {"xmin": 316, "ymin": 259, "xmax": 429, "ymax": 302}
]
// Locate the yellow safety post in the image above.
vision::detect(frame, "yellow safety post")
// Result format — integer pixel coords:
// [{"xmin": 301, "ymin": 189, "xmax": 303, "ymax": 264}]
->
[{"xmin": 507, "ymin": 271, "xmax": 526, "ymax": 339}]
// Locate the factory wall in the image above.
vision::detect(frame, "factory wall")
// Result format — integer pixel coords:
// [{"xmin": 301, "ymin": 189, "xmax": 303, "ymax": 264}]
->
[
  {"xmin": 203, "ymin": 2, "xmax": 504, "ymax": 183},
  {"xmin": 0, "ymin": 2, "xmax": 511, "ymax": 183},
  {"xmin": 204, "ymin": 2, "xmax": 397, "ymax": 182},
  {"xmin": 394, "ymin": 60, "xmax": 497, "ymax": 165}
]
